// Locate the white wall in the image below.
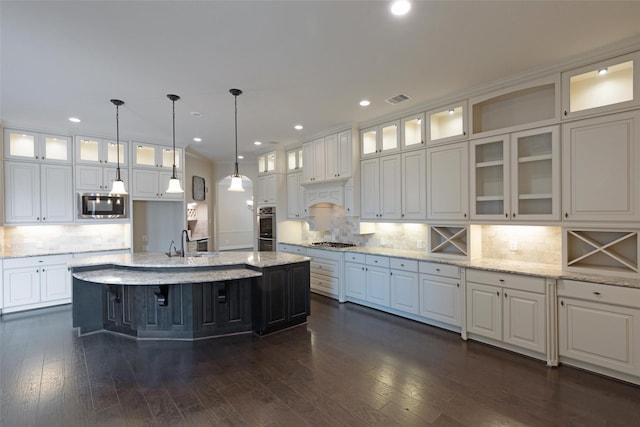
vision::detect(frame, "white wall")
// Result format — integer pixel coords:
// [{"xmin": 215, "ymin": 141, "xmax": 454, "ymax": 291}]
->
[
  {"xmin": 216, "ymin": 176, "xmax": 254, "ymax": 250},
  {"xmin": 132, "ymin": 201, "xmax": 184, "ymax": 253}
]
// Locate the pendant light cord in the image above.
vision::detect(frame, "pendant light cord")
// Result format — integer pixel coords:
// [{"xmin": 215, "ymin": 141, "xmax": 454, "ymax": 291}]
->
[
  {"xmin": 116, "ymin": 103, "xmax": 121, "ymax": 180},
  {"xmin": 171, "ymin": 96, "xmax": 177, "ymax": 179},
  {"xmin": 234, "ymin": 93, "xmax": 239, "ymax": 176}
]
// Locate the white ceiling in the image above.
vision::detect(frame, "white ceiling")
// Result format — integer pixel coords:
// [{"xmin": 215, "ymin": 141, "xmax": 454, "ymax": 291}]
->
[{"xmin": 2, "ymin": 1, "xmax": 640, "ymax": 164}]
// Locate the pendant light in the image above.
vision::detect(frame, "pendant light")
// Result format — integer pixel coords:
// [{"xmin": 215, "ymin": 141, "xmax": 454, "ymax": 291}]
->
[
  {"xmin": 109, "ymin": 99, "xmax": 127, "ymax": 195},
  {"xmin": 228, "ymin": 88, "xmax": 245, "ymax": 192},
  {"xmin": 166, "ymin": 94, "xmax": 184, "ymax": 193}
]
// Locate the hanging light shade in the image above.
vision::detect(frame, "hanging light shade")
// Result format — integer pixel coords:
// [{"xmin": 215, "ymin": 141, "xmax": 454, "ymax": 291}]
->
[
  {"xmin": 228, "ymin": 88, "xmax": 245, "ymax": 192},
  {"xmin": 166, "ymin": 94, "xmax": 184, "ymax": 193},
  {"xmin": 109, "ymin": 99, "xmax": 127, "ymax": 195}
]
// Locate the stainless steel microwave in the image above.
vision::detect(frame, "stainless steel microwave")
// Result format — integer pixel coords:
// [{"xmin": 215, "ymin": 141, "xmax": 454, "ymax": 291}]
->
[{"xmin": 78, "ymin": 193, "xmax": 127, "ymax": 219}]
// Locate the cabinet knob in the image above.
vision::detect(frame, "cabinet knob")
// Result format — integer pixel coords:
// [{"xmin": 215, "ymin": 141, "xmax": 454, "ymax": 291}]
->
[
  {"xmin": 499, "ymin": 279, "xmax": 504, "ymax": 283},
  {"xmin": 36, "ymin": 269, "xmax": 39, "ymax": 273},
  {"xmin": 565, "ymin": 212, "xmax": 569, "ymax": 219},
  {"xmin": 37, "ymin": 217, "xmax": 40, "ymax": 221},
  {"xmin": 496, "ymin": 291, "xmax": 500, "ymax": 296},
  {"xmin": 463, "ymin": 131, "xmax": 467, "ymax": 136},
  {"xmin": 35, "ymin": 156, "xmax": 39, "ymax": 159},
  {"xmin": 593, "ymin": 291, "xmax": 601, "ymax": 296},
  {"xmin": 564, "ymin": 110, "xmax": 568, "ymax": 116},
  {"xmin": 512, "ymin": 213, "xmax": 516, "ymax": 218},
  {"xmin": 505, "ymin": 213, "xmax": 508, "ymax": 218},
  {"xmin": 42, "ymin": 217, "xmax": 46, "ymax": 221},
  {"xmin": 436, "ymin": 268, "xmax": 440, "ymax": 272},
  {"xmin": 390, "ymin": 271, "xmax": 393, "ymax": 276},
  {"xmin": 561, "ymin": 300, "xmax": 564, "ymax": 307},
  {"xmin": 457, "ymin": 283, "xmax": 460, "ymax": 288},
  {"xmin": 464, "ymin": 213, "xmax": 467, "ymax": 218}
]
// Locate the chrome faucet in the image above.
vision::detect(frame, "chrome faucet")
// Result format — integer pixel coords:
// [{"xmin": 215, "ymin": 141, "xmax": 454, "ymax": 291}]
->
[
  {"xmin": 166, "ymin": 240, "xmax": 178, "ymax": 257},
  {"xmin": 181, "ymin": 229, "xmax": 189, "ymax": 257}
]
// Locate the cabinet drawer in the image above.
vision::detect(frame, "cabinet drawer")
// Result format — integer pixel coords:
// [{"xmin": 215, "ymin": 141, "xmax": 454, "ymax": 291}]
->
[
  {"xmin": 279, "ymin": 244, "xmax": 306, "ymax": 255},
  {"xmin": 310, "ymin": 273, "xmax": 339, "ymax": 295},
  {"xmin": 466, "ymin": 269, "xmax": 545, "ymax": 294},
  {"xmin": 311, "ymin": 259, "xmax": 339, "ymax": 278},
  {"xmin": 4, "ymin": 254, "xmax": 72, "ymax": 269},
  {"xmin": 344, "ymin": 252, "xmax": 366, "ymax": 264},
  {"xmin": 419, "ymin": 262, "xmax": 460, "ymax": 279},
  {"xmin": 366, "ymin": 254, "xmax": 389, "ymax": 268},
  {"xmin": 558, "ymin": 280, "xmax": 640, "ymax": 308},
  {"xmin": 389, "ymin": 257, "xmax": 418, "ymax": 272}
]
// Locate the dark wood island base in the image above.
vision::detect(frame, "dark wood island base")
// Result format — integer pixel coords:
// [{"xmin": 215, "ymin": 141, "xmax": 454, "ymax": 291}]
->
[{"xmin": 69, "ymin": 253, "xmax": 311, "ymax": 340}]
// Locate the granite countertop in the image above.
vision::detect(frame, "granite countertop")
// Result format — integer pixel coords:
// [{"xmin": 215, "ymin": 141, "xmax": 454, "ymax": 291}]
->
[
  {"xmin": 67, "ymin": 251, "xmax": 311, "ymax": 270},
  {"xmin": 282, "ymin": 241, "xmax": 640, "ymax": 289},
  {"xmin": 0, "ymin": 247, "xmax": 131, "ymax": 259},
  {"xmin": 73, "ymin": 267, "xmax": 262, "ymax": 285}
]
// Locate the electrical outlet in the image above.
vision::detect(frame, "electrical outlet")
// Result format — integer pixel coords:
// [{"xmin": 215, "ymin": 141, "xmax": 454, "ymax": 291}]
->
[
  {"xmin": 379, "ymin": 238, "xmax": 385, "ymax": 247},
  {"xmin": 142, "ymin": 235, "xmax": 148, "ymax": 242},
  {"xmin": 509, "ymin": 239, "xmax": 518, "ymax": 251},
  {"xmin": 417, "ymin": 239, "xmax": 423, "ymax": 249}
]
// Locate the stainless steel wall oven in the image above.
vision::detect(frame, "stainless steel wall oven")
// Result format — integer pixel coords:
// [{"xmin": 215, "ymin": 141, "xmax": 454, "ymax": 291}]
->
[{"xmin": 257, "ymin": 206, "xmax": 275, "ymax": 251}]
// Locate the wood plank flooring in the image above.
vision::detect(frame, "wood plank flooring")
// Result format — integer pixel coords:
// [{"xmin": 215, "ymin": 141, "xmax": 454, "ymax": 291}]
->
[{"xmin": 2, "ymin": 294, "xmax": 640, "ymax": 426}]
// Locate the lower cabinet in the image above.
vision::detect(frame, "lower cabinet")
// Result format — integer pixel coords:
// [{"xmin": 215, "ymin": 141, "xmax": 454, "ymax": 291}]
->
[
  {"xmin": 307, "ymin": 248, "xmax": 343, "ymax": 300},
  {"xmin": 466, "ymin": 269, "xmax": 546, "ymax": 356},
  {"xmin": 558, "ymin": 280, "xmax": 640, "ymax": 380},
  {"xmin": 345, "ymin": 253, "xmax": 391, "ymax": 308},
  {"xmin": 2, "ymin": 254, "xmax": 72, "ymax": 313},
  {"xmin": 419, "ymin": 262, "xmax": 463, "ymax": 328},
  {"xmin": 253, "ymin": 261, "xmax": 310, "ymax": 335},
  {"xmin": 390, "ymin": 258, "xmax": 419, "ymax": 315}
]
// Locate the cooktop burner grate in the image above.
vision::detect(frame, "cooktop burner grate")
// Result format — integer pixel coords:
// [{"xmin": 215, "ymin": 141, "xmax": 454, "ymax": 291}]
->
[{"xmin": 310, "ymin": 241, "xmax": 356, "ymax": 248}]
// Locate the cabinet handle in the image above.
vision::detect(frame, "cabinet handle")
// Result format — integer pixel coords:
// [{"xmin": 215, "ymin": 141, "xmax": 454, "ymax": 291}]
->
[
  {"xmin": 464, "ymin": 213, "xmax": 467, "ymax": 218},
  {"xmin": 561, "ymin": 300, "xmax": 564, "ymax": 307},
  {"xmin": 400, "ymin": 263, "xmax": 405, "ymax": 267},
  {"xmin": 365, "ymin": 267, "xmax": 368, "ymax": 271},
  {"xmin": 36, "ymin": 156, "xmax": 39, "ymax": 159},
  {"xmin": 390, "ymin": 271, "xmax": 393, "ymax": 276},
  {"xmin": 362, "ymin": 267, "xmax": 365, "ymax": 271},
  {"xmin": 593, "ymin": 291, "xmax": 601, "ymax": 296},
  {"xmin": 457, "ymin": 283, "xmax": 460, "ymax": 288},
  {"xmin": 496, "ymin": 291, "xmax": 500, "ymax": 296},
  {"xmin": 401, "ymin": 214, "xmax": 405, "ymax": 217},
  {"xmin": 100, "ymin": 160, "xmax": 103, "ymax": 163},
  {"xmin": 463, "ymin": 131, "xmax": 467, "ymax": 136},
  {"xmin": 37, "ymin": 217, "xmax": 40, "ymax": 221},
  {"xmin": 564, "ymin": 110, "xmax": 568, "ymax": 116},
  {"xmin": 36, "ymin": 269, "xmax": 39, "ymax": 273},
  {"xmin": 565, "ymin": 212, "xmax": 569, "ymax": 219},
  {"xmin": 499, "ymin": 279, "xmax": 504, "ymax": 283},
  {"xmin": 512, "ymin": 213, "xmax": 516, "ymax": 218},
  {"xmin": 42, "ymin": 217, "xmax": 46, "ymax": 221},
  {"xmin": 505, "ymin": 213, "xmax": 508, "ymax": 218},
  {"xmin": 436, "ymin": 268, "xmax": 440, "ymax": 272},
  {"xmin": 504, "ymin": 292, "xmax": 508, "ymax": 298}
]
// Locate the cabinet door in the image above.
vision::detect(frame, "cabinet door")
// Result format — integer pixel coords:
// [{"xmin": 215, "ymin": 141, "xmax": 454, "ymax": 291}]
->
[
  {"xmin": 40, "ymin": 264, "xmax": 71, "ymax": 302},
  {"xmin": 401, "ymin": 113, "xmax": 425, "ymax": 149},
  {"xmin": 289, "ymin": 263, "xmax": 311, "ymax": 320},
  {"xmin": 258, "ymin": 174, "xmax": 276, "ymax": 204},
  {"xmin": 302, "ymin": 142, "xmax": 315, "ymax": 183},
  {"xmin": 427, "ymin": 103, "xmax": 467, "ymax": 145},
  {"xmin": 427, "ymin": 142, "xmax": 468, "ymax": 220},
  {"xmin": 104, "ymin": 139, "xmax": 128, "ymax": 166},
  {"xmin": 361, "ymin": 127, "xmax": 378, "ymax": 158},
  {"xmin": 390, "ymin": 270, "xmax": 419, "ymax": 315},
  {"xmin": 41, "ymin": 134, "xmax": 72, "ymax": 163},
  {"xmin": 325, "ymin": 134, "xmax": 339, "ymax": 179},
  {"xmin": 401, "ymin": 150, "xmax": 426, "ymax": 220},
  {"xmin": 562, "ymin": 111, "xmax": 640, "ymax": 221},
  {"xmin": 337, "ymin": 131, "xmax": 352, "ymax": 178},
  {"xmin": 133, "ymin": 143, "xmax": 158, "ymax": 168},
  {"xmin": 380, "ymin": 121, "xmax": 400, "ymax": 154},
  {"xmin": 344, "ymin": 262, "xmax": 366, "ymax": 299},
  {"xmin": 132, "ymin": 169, "xmax": 159, "ymax": 198},
  {"xmin": 366, "ymin": 266, "xmax": 390, "ymax": 307},
  {"xmin": 510, "ymin": 126, "xmax": 560, "ymax": 221},
  {"xmin": 75, "ymin": 165, "xmax": 104, "ymax": 191},
  {"xmin": 559, "ymin": 297, "xmax": 640, "ymax": 376},
  {"xmin": 420, "ymin": 275, "xmax": 461, "ymax": 327},
  {"xmin": 3, "ymin": 267, "xmax": 40, "ymax": 307},
  {"xmin": 4, "ymin": 129, "xmax": 37, "ymax": 160},
  {"xmin": 313, "ymin": 137, "xmax": 326, "ymax": 181},
  {"xmin": 287, "ymin": 173, "xmax": 301, "ymax": 218},
  {"xmin": 159, "ymin": 146, "xmax": 181, "ymax": 170},
  {"xmin": 75, "ymin": 136, "xmax": 104, "ymax": 164},
  {"xmin": 503, "ymin": 289, "xmax": 545, "ymax": 353},
  {"xmin": 470, "ymin": 135, "xmax": 510, "ymax": 220},
  {"xmin": 40, "ymin": 164, "xmax": 73, "ymax": 223},
  {"xmin": 360, "ymin": 158, "xmax": 380, "ymax": 219},
  {"xmin": 4, "ymin": 161, "xmax": 40, "ymax": 223},
  {"xmin": 379, "ymin": 154, "xmax": 402, "ymax": 220},
  {"xmin": 466, "ymin": 281, "xmax": 502, "ymax": 340}
]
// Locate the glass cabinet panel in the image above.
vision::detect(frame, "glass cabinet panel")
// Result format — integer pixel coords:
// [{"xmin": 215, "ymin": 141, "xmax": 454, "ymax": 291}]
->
[
  {"xmin": 402, "ymin": 114, "xmax": 424, "ymax": 148},
  {"xmin": 78, "ymin": 138, "xmax": 101, "ymax": 162},
  {"xmin": 287, "ymin": 151, "xmax": 297, "ymax": 171},
  {"xmin": 569, "ymin": 61, "xmax": 633, "ymax": 113},
  {"xmin": 43, "ymin": 136, "xmax": 69, "ymax": 161},
  {"xmin": 429, "ymin": 105, "xmax": 465, "ymax": 143},
  {"xmin": 135, "ymin": 144, "xmax": 156, "ymax": 167},
  {"xmin": 7, "ymin": 131, "xmax": 36, "ymax": 158},
  {"xmin": 266, "ymin": 152, "xmax": 276, "ymax": 172},
  {"xmin": 361, "ymin": 128, "xmax": 377, "ymax": 156},
  {"xmin": 473, "ymin": 137, "xmax": 507, "ymax": 217},
  {"xmin": 381, "ymin": 122, "xmax": 399, "ymax": 152},
  {"xmin": 161, "ymin": 147, "xmax": 181, "ymax": 169}
]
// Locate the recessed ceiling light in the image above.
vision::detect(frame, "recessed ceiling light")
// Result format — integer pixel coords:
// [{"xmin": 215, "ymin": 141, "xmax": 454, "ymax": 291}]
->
[
  {"xmin": 597, "ymin": 67, "xmax": 608, "ymax": 76},
  {"xmin": 190, "ymin": 112, "xmax": 202, "ymax": 117},
  {"xmin": 390, "ymin": 0, "xmax": 411, "ymax": 16},
  {"xmin": 294, "ymin": 124, "xmax": 303, "ymax": 130},
  {"xmin": 254, "ymin": 141, "xmax": 262, "ymax": 146},
  {"xmin": 193, "ymin": 137, "xmax": 202, "ymax": 142},
  {"xmin": 238, "ymin": 155, "xmax": 244, "ymax": 160},
  {"xmin": 448, "ymin": 109, "xmax": 455, "ymax": 115},
  {"xmin": 359, "ymin": 100, "xmax": 371, "ymax": 107},
  {"xmin": 68, "ymin": 117, "xmax": 81, "ymax": 123}
]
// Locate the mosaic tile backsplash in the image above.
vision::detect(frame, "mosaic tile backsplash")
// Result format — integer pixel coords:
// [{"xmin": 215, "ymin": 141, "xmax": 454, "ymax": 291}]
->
[
  {"xmin": 2, "ymin": 224, "xmax": 131, "ymax": 253},
  {"xmin": 301, "ymin": 205, "xmax": 562, "ymax": 265}
]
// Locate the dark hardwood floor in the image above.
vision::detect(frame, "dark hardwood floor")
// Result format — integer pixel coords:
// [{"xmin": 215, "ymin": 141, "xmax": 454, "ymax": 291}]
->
[{"xmin": 2, "ymin": 294, "xmax": 640, "ymax": 427}]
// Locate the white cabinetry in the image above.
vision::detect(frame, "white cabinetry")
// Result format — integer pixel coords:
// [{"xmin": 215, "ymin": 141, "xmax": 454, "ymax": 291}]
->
[
  {"xmin": 277, "ymin": 243, "xmax": 307, "ymax": 255},
  {"xmin": 76, "ymin": 136, "xmax": 128, "ymax": 166},
  {"xmin": 466, "ymin": 269, "xmax": 546, "ymax": 356},
  {"xmin": 302, "ymin": 137, "xmax": 326, "ymax": 183},
  {"xmin": 132, "ymin": 142, "xmax": 180, "ymax": 170},
  {"xmin": 4, "ymin": 129, "xmax": 72, "ymax": 163},
  {"xmin": 307, "ymin": 248, "xmax": 343, "ymax": 300},
  {"xmin": 2, "ymin": 254, "xmax": 72, "ymax": 313},
  {"xmin": 286, "ymin": 173, "xmax": 306, "ymax": 219},
  {"xmin": 419, "ymin": 262, "xmax": 463, "ymax": 329},
  {"xmin": 401, "ymin": 113, "xmax": 425, "ymax": 150},
  {"xmin": 471, "ymin": 125, "xmax": 559, "ymax": 221},
  {"xmin": 558, "ymin": 280, "xmax": 640, "ymax": 381},
  {"xmin": 427, "ymin": 142, "xmax": 469, "ymax": 220},
  {"xmin": 427, "ymin": 102, "xmax": 467, "ymax": 145},
  {"xmin": 286, "ymin": 148, "xmax": 303, "ymax": 173},
  {"xmin": 75, "ymin": 165, "xmax": 129, "ymax": 193},
  {"xmin": 4, "ymin": 162, "xmax": 73, "ymax": 224},
  {"xmin": 562, "ymin": 52, "xmax": 639, "ymax": 120},
  {"xmin": 344, "ymin": 253, "xmax": 390, "ymax": 307},
  {"xmin": 400, "ymin": 150, "xmax": 426, "ymax": 220},
  {"xmin": 361, "ymin": 120, "xmax": 400, "ymax": 158},
  {"xmin": 389, "ymin": 258, "xmax": 419, "ymax": 315},
  {"xmin": 131, "ymin": 169, "xmax": 183, "ymax": 200},
  {"xmin": 562, "ymin": 110, "xmax": 640, "ymax": 222},
  {"xmin": 361, "ymin": 154, "xmax": 401, "ymax": 220},
  {"xmin": 302, "ymin": 131, "xmax": 352, "ymax": 184},
  {"xmin": 257, "ymin": 151, "xmax": 277, "ymax": 175},
  {"xmin": 257, "ymin": 174, "xmax": 278, "ymax": 205}
]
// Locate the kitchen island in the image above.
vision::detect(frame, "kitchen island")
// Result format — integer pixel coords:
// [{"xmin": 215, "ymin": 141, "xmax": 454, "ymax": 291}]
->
[{"xmin": 68, "ymin": 252, "xmax": 311, "ymax": 339}]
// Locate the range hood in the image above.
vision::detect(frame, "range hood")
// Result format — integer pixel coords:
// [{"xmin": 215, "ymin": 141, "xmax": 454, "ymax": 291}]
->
[{"xmin": 303, "ymin": 181, "xmax": 344, "ymax": 210}]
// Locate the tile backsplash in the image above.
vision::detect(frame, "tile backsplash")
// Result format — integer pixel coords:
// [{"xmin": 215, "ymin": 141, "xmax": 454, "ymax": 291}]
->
[
  {"xmin": 1, "ymin": 224, "xmax": 131, "ymax": 253},
  {"xmin": 300, "ymin": 205, "xmax": 562, "ymax": 265}
]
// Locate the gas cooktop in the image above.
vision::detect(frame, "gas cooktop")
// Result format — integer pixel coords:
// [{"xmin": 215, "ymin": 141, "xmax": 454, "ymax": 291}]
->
[{"xmin": 310, "ymin": 241, "xmax": 356, "ymax": 248}]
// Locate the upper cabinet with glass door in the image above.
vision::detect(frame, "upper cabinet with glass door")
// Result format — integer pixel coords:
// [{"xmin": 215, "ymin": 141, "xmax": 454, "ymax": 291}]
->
[
  {"xmin": 75, "ymin": 136, "xmax": 128, "ymax": 166},
  {"xmin": 562, "ymin": 52, "xmax": 640, "ymax": 120},
  {"xmin": 257, "ymin": 151, "xmax": 277, "ymax": 175},
  {"xmin": 4, "ymin": 129, "xmax": 71, "ymax": 163},
  {"xmin": 427, "ymin": 101, "xmax": 468, "ymax": 145},
  {"xmin": 401, "ymin": 113, "xmax": 425, "ymax": 150},
  {"xmin": 132, "ymin": 142, "xmax": 181, "ymax": 170},
  {"xmin": 360, "ymin": 120, "xmax": 400, "ymax": 159},
  {"xmin": 286, "ymin": 148, "xmax": 303, "ymax": 173}
]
